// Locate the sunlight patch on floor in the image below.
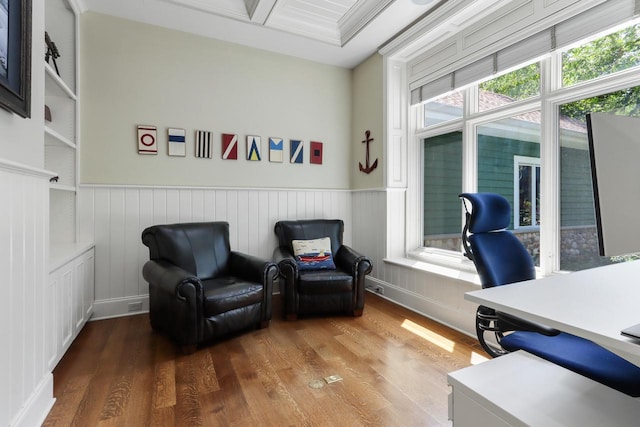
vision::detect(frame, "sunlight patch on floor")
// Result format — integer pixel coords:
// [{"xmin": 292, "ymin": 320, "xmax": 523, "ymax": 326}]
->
[
  {"xmin": 470, "ymin": 351, "xmax": 489, "ymax": 365},
  {"xmin": 401, "ymin": 319, "xmax": 455, "ymax": 352}
]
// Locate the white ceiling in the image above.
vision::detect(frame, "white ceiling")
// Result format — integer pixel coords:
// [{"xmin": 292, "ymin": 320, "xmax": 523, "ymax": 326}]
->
[{"xmin": 79, "ymin": 0, "xmax": 442, "ymax": 68}]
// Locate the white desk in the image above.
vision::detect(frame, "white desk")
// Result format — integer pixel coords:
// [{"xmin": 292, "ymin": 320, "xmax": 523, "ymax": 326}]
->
[
  {"xmin": 448, "ymin": 351, "xmax": 640, "ymax": 427},
  {"xmin": 465, "ymin": 259, "xmax": 640, "ymax": 367}
]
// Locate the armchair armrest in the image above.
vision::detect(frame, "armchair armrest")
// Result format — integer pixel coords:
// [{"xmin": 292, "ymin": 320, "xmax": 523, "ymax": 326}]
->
[
  {"xmin": 229, "ymin": 251, "xmax": 278, "ymax": 325},
  {"xmin": 273, "ymin": 246, "xmax": 294, "ymax": 263},
  {"xmin": 142, "ymin": 259, "xmax": 202, "ymax": 300},
  {"xmin": 272, "ymin": 246, "xmax": 299, "ymax": 318},
  {"xmin": 273, "ymin": 246, "xmax": 298, "ymax": 274},
  {"xmin": 335, "ymin": 245, "xmax": 373, "ymax": 316},
  {"xmin": 142, "ymin": 259, "xmax": 204, "ymax": 347},
  {"xmin": 229, "ymin": 251, "xmax": 279, "ymax": 285},
  {"xmin": 335, "ymin": 245, "xmax": 373, "ymax": 276}
]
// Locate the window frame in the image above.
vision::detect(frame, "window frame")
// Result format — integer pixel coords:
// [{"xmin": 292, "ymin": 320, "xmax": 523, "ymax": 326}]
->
[{"xmin": 399, "ymin": 28, "xmax": 640, "ymax": 276}]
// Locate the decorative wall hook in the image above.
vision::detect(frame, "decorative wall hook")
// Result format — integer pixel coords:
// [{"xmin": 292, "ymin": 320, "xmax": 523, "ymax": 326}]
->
[{"xmin": 359, "ymin": 130, "xmax": 378, "ymax": 174}]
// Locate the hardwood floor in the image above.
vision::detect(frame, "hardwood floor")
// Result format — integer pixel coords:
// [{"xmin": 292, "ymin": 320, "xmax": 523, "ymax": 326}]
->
[{"xmin": 43, "ymin": 293, "xmax": 486, "ymax": 426}]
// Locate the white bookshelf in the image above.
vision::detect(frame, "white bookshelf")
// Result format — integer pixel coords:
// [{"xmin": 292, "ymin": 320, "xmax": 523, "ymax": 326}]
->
[
  {"xmin": 43, "ymin": 0, "xmax": 95, "ymax": 372},
  {"xmin": 44, "ymin": 0, "xmax": 80, "ymax": 255}
]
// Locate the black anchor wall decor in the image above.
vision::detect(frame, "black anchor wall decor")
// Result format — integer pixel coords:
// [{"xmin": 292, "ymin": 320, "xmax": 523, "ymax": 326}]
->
[{"xmin": 359, "ymin": 130, "xmax": 378, "ymax": 174}]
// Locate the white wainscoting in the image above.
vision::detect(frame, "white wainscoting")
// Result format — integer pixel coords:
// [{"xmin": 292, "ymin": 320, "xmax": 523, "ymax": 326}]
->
[
  {"xmin": 78, "ymin": 185, "xmax": 354, "ymax": 319},
  {"xmin": 352, "ymin": 189, "xmax": 477, "ymax": 337},
  {"xmin": 80, "ymin": 185, "xmax": 477, "ymax": 337},
  {"xmin": 0, "ymin": 160, "xmax": 55, "ymax": 427}
]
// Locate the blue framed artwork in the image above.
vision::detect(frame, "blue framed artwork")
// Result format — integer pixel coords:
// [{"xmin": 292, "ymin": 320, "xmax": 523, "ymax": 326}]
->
[
  {"xmin": 290, "ymin": 139, "xmax": 303, "ymax": 164},
  {"xmin": 246, "ymin": 135, "xmax": 262, "ymax": 161},
  {"xmin": 269, "ymin": 137, "xmax": 283, "ymax": 162}
]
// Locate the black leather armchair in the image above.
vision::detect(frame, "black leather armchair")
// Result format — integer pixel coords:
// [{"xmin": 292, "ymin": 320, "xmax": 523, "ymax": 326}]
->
[
  {"xmin": 142, "ymin": 222, "xmax": 278, "ymax": 353},
  {"xmin": 273, "ymin": 219, "xmax": 372, "ymax": 320}
]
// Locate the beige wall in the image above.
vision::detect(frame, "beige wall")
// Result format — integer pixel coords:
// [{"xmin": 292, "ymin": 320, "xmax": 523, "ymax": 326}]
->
[
  {"xmin": 351, "ymin": 53, "xmax": 383, "ymax": 189},
  {"xmin": 80, "ymin": 13, "xmax": 352, "ymax": 189}
]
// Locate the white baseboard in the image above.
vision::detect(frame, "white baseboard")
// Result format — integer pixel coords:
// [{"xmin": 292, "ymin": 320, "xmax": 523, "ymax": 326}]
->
[
  {"xmin": 11, "ymin": 373, "xmax": 55, "ymax": 427},
  {"xmin": 91, "ymin": 280, "xmax": 476, "ymax": 340},
  {"xmin": 92, "ymin": 285, "xmax": 283, "ymax": 321},
  {"xmin": 365, "ymin": 276, "xmax": 476, "ymax": 339},
  {"xmin": 91, "ymin": 295, "xmax": 150, "ymax": 320}
]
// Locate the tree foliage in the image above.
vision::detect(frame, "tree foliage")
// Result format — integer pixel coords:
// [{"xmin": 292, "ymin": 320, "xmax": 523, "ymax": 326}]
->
[
  {"xmin": 562, "ymin": 25, "xmax": 640, "ymax": 119},
  {"xmin": 479, "ymin": 63, "xmax": 540, "ymax": 100},
  {"xmin": 480, "ymin": 24, "xmax": 640, "ymax": 119}
]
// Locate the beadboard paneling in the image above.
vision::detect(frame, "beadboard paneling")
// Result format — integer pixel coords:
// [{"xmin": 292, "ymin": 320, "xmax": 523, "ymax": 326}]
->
[
  {"xmin": 79, "ymin": 186, "xmax": 353, "ymax": 318},
  {"xmin": 352, "ymin": 189, "xmax": 477, "ymax": 336},
  {"xmin": 81, "ymin": 185, "xmax": 477, "ymax": 336},
  {"xmin": 0, "ymin": 163, "xmax": 54, "ymax": 427}
]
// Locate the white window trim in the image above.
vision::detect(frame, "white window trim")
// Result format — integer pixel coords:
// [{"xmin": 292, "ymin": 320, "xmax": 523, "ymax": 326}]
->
[{"xmin": 513, "ymin": 155, "xmax": 541, "ymax": 230}]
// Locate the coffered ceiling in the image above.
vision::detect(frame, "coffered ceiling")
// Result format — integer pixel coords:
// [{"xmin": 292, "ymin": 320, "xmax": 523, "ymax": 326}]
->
[{"xmin": 79, "ymin": 0, "xmax": 442, "ymax": 68}]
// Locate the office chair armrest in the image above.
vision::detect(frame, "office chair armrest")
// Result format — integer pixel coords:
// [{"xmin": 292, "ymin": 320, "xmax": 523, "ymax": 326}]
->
[{"xmin": 496, "ymin": 311, "xmax": 560, "ymax": 336}]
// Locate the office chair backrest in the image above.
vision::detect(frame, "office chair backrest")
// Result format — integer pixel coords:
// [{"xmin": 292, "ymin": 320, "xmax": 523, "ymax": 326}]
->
[{"xmin": 460, "ymin": 193, "xmax": 535, "ymax": 289}]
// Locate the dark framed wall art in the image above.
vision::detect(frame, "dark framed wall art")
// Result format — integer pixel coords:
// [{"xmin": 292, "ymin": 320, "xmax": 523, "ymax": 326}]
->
[{"xmin": 0, "ymin": 0, "xmax": 31, "ymax": 118}]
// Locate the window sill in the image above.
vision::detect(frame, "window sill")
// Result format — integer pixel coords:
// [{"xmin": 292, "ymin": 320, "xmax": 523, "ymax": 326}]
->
[{"xmin": 384, "ymin": 248, "xmax": 481, "ymax": 285}]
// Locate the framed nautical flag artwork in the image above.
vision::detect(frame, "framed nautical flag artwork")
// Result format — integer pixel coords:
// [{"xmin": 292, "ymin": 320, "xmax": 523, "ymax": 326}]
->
[
  {"xmin": 168, "ymin": 128, "xmax": 186, "ymax": 156},
  {"xmin": 269, "ymin": 137, "xmax": 283, "ymax": 162},
  {"xmin": 310, "ymin": 141, "xmax": 323, "ymax": 164},
  {"xmin": 137, "ymin": 125, "xmax": 157, "ymax": 155},
  {"xmin": 195, "ymin": 130, "xmax": 212, "ymax": 158},
  {"xmin": 290, "ymin": 139, "xmax": 303, "ymax": 164},
  {"xmin": 222, "ymin": 133, "xmax": 238, "ymax": 160},
  {"xmin": 246, "ymin": 135, "xmax": 262, "ymax": 161}
]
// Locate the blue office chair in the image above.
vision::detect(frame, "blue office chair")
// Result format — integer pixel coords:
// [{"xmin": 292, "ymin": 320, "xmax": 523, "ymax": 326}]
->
[{"xmin": 460, "ymin": 192, "xmax": 640, "ymax": 397}]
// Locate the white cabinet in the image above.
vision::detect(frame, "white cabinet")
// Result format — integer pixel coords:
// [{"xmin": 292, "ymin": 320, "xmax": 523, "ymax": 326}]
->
[{"xmin": 46, "ymin": 246, "xmax": 95, "ymax": 371}]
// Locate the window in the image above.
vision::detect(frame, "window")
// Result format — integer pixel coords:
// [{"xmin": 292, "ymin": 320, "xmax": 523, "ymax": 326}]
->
[
  {"xmin": 423, "ymin": 132, "xmax": 462, "ymax": 250},
  {"xmin": 479, "ymin": 63, "xmax": 540, "ymax": 111},
  {"xmin": 423, "ymin": 91, "xmax": 463, "ymax": 127},
  {"xmin": 514, "ymin": 156, "xmax": 540, "ymax": 229},
  {"xmin": 476, "ymin": 114, "xmax": 542, "ymax": 265},
  {"xmin": 414, "ymin": 19, "xmax": 640, "ymax": 273},
  {"xmin": 558, "ymin": 88, "xmax": 640, "ymax": 271},
  {"xmin": 562, "ymin": 23, "xmax": 640, "ymax": 87}
]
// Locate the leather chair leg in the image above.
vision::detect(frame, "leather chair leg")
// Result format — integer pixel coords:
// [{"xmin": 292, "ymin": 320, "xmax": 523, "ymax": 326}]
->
[
  {"xmin": 286, "ymin": 314, "xmax": 298, "ymax": 321},
  {"xmin": 353, "ymin": 308, "xmax": 363, "ymax": 317},
  {"xmin": 259, "ymin": 320, "xmax": 270, "ymax": 329}
]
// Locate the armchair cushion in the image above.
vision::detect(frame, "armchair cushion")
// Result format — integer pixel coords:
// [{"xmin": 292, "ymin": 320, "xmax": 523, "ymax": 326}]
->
[
  {"xmin": 298, "ymin": 270, "xmax": 352, "ymax": 294},
  {"xmin": 292, "ymin": 237, "xmax": 336, "ymax": 270},
  {"xmin": 202, "ymin": 279, "xmax": 264, "ymax": 317}
]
